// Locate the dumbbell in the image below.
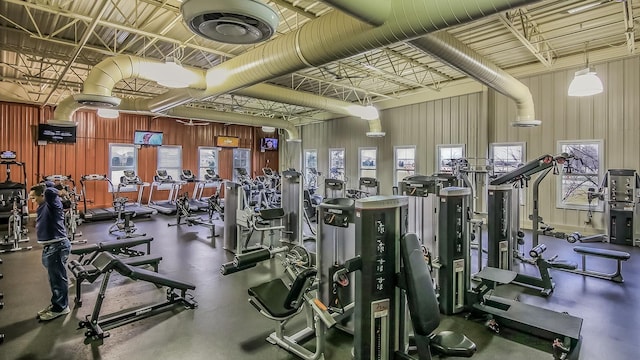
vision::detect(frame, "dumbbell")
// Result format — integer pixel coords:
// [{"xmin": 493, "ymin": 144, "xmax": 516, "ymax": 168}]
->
[{"xmin": 566, "ymin": 232, "xmax": 581, "ymax": 243}]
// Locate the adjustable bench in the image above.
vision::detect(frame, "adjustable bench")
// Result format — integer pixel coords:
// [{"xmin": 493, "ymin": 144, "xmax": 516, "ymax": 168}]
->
[
  {"xmin": 68, "ymin": 254, "xmax": 163, "ymax": 307},
  {"xmin": 79, "ymin": 252, "xmax": 196, "ymax": 341},
  {"xmin": 71, "ymin": 236, "xmax": 153, "ymax": 265},
  {"xmin": 565, "ymin": 246, "xmax": 631, "ymax": 283}
]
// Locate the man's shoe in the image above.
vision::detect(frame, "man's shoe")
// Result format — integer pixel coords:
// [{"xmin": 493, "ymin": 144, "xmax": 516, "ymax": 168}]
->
[
  {"xmin": 39, "ymin": 306, "xmax": 70, "ymax": 321},
  {"xmin": 37, "ymin": 304, "xmax": 53, "ymax": 317}
]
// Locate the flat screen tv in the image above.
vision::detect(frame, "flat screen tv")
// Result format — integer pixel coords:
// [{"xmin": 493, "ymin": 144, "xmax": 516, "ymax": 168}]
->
[
  {"xmin": 261, "ymin": 137, "xmax": 278, "ymax": 151},
  {"xmin": 37, "ymin": 124, "xmax": 77, "ymax": 143},
  {"xmin": 134, "ymin": 130, "xmax": 163, "ymax": 146}
]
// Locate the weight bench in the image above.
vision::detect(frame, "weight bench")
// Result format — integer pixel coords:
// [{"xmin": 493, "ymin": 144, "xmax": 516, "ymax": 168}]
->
[
  {"xmin": 562, "ymin": 246, "xmax": 631, "ymax": 283},
  {"xmin": 79, "ymin": 252, "xmax": 196, "ymax": 341},
  {"xmin": 68, "ymin": 254, "xmax": 163, "ymax": 307},
  {"xmin": 247, "ymin": 266, "xmax": 336, "ymax": 360},
  {"xmin": 71, "ymin": 236, "xmax": 153, "ymax": 265},
  {"xmin": 398, "ymin": 234, "xmax": 476, "ymax": 359}
]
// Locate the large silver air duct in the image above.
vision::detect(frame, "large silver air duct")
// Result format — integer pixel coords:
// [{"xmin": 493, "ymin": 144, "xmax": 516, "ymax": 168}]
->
[
  {"xmin": 410, "ymin": 32, "xmax": 541, "ymax": 127},
  {"xmin": 146, "ymin": 0, "xmax": 543, "ymax": 113}
]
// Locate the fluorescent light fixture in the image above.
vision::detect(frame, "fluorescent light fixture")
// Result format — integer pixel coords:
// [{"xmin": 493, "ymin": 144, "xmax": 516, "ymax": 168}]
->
[
  {"xmin": 261, "ymin": 126, "xmax": 276, "ymax": 133},
  {"xmin": 567, "ymin": 2, "xmax": 602, "ymax": 14},
  {"xmin": 568, "ymin": 68, "xmax": 603, "ymax": 96},
  {"xmin": 97, "ymin": 108, "xmax": 119, "ymax": 118},
  {"xmin": 155, "ymin": 58, "xmax": 198, "ymax": 88}
]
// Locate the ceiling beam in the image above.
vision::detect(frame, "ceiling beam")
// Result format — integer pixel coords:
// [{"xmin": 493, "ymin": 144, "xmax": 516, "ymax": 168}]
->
[
  {"xmin": 498, "ymin": 12, "xmax": 556, "ymax": 68},
  {"xmin": 2, "ymin": 0, "xmax": 234, "ymax": 58},
  {"xmin": 622, "ymin": 0, "xmax": 636, "ymax": 54}
]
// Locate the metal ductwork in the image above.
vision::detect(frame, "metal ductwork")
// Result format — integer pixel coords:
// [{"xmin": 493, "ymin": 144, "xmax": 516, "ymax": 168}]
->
[
  {"xmin": 181, "ymin": 0, "xmax": 279, "ymax": 44},
  {"xmin": 146, "ymin": 0, "xmax": 542, "ymax": 113},
  {"xmin": 410, "ymin": 32, "xmax": 541, "ymax": 127},
  {"xmin": 63, "ymin": 54, "xmax": 383, "ymax": 136}
]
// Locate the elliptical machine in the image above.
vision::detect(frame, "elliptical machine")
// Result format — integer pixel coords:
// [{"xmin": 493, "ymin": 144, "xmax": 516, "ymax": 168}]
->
[{"xmin": 0, "ymin": 151, "xmax": 30, "ymax": 253}]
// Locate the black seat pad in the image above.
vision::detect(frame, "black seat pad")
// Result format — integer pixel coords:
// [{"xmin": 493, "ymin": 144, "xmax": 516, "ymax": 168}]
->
[
  {"xmin": 431, "ymin": 331, "xmax": 477, "ymax": 357},
  {"xmin": 248, "ymin": 279, "xmax": 298, "ymax": 318},
  {"xmin": 259, "ymin": 208, "xmax": 285, "ymax": 220},
  {"xmin": 128, "ymin": 266, "xmax": 196, "ymax": 291},
  {"xmin": 400, "ymin": 233, "xmax": 440, "ymax": 336},
  {"xmin": 549, "ymin": 260, "xmax": 578, "ymax": 270},
  {"xmin": 573, "ymin": 246, "xmax": 630, "ymax": 260}
]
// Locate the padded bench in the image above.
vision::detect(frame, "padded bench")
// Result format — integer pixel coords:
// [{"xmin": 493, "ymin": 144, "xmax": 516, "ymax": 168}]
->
[
  {"xmin": 565, "ymin": 246, "xmax": 631, "ymax": 283},
  {"xmin": 71, "ymin": 236, "xmax": 153, "ymax": 264},
  {"xmin": 68, "ymin": 254, "xmax": 163, "ymax": 307}
]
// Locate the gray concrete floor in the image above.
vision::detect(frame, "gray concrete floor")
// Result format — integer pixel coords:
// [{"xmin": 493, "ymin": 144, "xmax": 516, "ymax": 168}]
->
[{"xmin": 0, "ymin": 215, "xmax": 638, "ymax": 360}]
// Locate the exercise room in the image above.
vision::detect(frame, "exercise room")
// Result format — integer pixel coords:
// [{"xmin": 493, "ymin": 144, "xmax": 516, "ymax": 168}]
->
[{"xmin": 0, "ymin": 1, "xmax": 638, "ymax": 359}]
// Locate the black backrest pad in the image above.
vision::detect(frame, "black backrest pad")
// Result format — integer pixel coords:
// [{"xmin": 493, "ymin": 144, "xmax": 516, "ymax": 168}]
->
[
  {"xmin": 284, "ymin": 268, "xmax": 317, "ymax": 309},
  {"xmin": 400, "ymin": 233, "xmax": 440, "ymax": 336}
]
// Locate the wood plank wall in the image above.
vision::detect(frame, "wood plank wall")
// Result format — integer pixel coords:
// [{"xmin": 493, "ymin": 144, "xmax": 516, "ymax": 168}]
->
[{"xmin": 0, "ymin": 101, "xmax": 279, "ymax": 209}]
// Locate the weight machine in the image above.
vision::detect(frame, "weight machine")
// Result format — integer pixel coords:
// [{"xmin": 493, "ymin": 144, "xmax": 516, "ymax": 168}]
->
[
  {"xmin": 167, "ymin": 192, "xmax": 220, "ymax": 242},
  {"xmin": 488, "ymin": 154, "xmax": 578, "ymax": 296}
]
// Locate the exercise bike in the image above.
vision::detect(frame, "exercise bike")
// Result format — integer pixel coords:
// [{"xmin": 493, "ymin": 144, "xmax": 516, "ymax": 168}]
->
[
  {"xmin": 0, "ymin": 192, "xmax": 31, "ymax": 253},
  {"xmin": 108, "ymin": 197, "xmax": 145, "ymax": 239}
]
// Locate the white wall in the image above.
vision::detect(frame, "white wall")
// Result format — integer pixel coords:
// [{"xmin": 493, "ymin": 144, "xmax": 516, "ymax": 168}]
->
[{"xmin": 298, "ymin": 55, "xmax": 640, "ymax": 234}]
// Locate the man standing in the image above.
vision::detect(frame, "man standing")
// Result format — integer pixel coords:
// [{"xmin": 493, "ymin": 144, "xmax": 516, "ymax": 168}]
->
[{"xmin": 29, "ymin": 182, "xmax": 71, "ymax": 321}]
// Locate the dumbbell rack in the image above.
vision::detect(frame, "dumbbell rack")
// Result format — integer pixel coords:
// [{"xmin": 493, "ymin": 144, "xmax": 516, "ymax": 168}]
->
[{"xmin": 1, "ymin": 257, "xmax": 4, "ymax": 344}]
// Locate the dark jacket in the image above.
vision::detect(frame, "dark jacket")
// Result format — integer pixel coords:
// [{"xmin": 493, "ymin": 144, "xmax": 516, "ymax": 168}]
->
[{"xmin": 36, "ymin": 184, "xmax": 67, "ymax": 244}]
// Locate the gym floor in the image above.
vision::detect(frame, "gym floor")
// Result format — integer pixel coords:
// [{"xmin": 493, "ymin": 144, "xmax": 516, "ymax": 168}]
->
[{"xmin": 0, "ymin": 214, "xmax": 637, "ymax": 360}]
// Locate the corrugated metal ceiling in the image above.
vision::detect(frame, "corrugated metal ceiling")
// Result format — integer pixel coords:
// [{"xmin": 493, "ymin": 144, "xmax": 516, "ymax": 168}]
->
[{"xmin": 0, "ymin": 0, "xmax": 637, "ymax": 123}]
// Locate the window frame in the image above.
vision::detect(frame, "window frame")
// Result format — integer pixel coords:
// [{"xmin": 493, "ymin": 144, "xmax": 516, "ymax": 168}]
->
[
  {"xmin": 328, "ymin": 148, "xmax": 346, "ymax": 181},
  {"xmin": 489, "ymin": 142, "xmax": 526, "ymax": 175},
  {"xmin": 359, "ymin": 147, "xmax": 377, "ymax": 179},
  {"xmin": 198, "ymin": 146, "xmax": 220, "ymax": 181},
  {"xmin": 436, "ymin": 144, "xmax": 466, "ymax": 173},
  {"xmin": 556, "ymin": 139, "xmax": 604, "ymax": 211},
  {"xmin": 304, "ymin": 149, "xmax": 318, "ymax": 188},
  {"xmin": 394, "ymin": 145, "xmax": 416, "ymax": 186},
  {"xmin": 108, "ymin": 143, "xmax": 138, "ymax": 193},
  {"xmin": 157, "ymin": 145, "xmax": 183, "ymax": 190}
]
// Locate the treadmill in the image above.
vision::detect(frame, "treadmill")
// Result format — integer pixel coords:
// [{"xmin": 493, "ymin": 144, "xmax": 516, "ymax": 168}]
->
[
  {"xmin": 194, "ymin": 169, "xmax": 222, "ymax": 202},
  {"xmin": 147, "ymin": 170, "xmax": 181, "ymax": 215},
  {"xmin": 117, "ymin": 170, "xmax": 157, "ymax": 217},
  {"xmin": 80, "ymin": 174, "xmax": 117, "ymax": 221},
  {"xmin": 179, "ymin": 169, "xmax": 208, "ymax": 211}
]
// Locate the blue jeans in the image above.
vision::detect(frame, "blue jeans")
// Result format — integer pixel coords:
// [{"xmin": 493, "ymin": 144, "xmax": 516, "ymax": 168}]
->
[{"xmin": 41, "ymin": 239, "xmax": 71, "ymax": 312}]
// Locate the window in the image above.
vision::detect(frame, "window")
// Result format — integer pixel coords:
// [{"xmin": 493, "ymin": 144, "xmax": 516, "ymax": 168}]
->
[
  {"xmin": 490, "ymin": 142, "xmax": 526, "ymax": 174},
  {"xmin": 304, "ymin": 149, "xmax": 318, "ymax": 188},
  {"xmin": 157, "ymin": 146, "xmax": 182, "ymax": 190},
  {"xmin": 557, "ymin": 140, "xmax": 604, "ymax": 210},
  {"xmin": 109, "ymin": 144, "xmax": 137, "ymax": 192},
  {"xmin": 329, "ymin": 148, "xmax": 345, "ymax": 181},
  {"xmin": 359, "ymin": 147, "xmax": 377, "ymax": 179},
  {"xmin": 198, "ymin": 147, "xmax": 219, "ymax": 180},
  {"xmin": 437, "ymin": 144, "xmax": 465, "ymax": 173},
  {"xmin": 394, "ymin": 146, "xmax": 416, "ymax": 186},
  {"xmin": 232, "ymin": 148, "xmax": 251, "ymax": 182}
]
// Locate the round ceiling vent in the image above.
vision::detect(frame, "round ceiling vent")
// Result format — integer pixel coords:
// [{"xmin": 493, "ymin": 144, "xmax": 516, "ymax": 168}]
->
[
  {"xmin": 181, "ymin": 0, "xmax": 279, "ymax": 44},
  {"xmin": 73, "ymin": 94, "xmax": 121, "ymax": 107}
]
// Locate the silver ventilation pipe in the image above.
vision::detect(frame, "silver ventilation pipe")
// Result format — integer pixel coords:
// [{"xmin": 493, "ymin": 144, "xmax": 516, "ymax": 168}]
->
[
  {"xmin": 410, "ymin": 32, "xmax": 541, "ymax": 127},
  {"xmin": 62, "ymin": 54, "xmax": 383, "ymax": 136},
  {"xmin": 146, "ymin": 0, "xmax": 542, "ymax": 113}
]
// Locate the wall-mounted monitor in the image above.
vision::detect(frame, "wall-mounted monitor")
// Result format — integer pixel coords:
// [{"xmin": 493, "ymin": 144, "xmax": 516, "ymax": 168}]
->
[
  {"xmin": 134, "ymin": 130, "xmax": 163, "ymax": 146},
  {"xmin": 261, "ymin": 137, "xmax": 278, "ymax": 151},
  {"xmin": 37, "ymin": 124, "xmax": 77, "ymax": 143}
]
